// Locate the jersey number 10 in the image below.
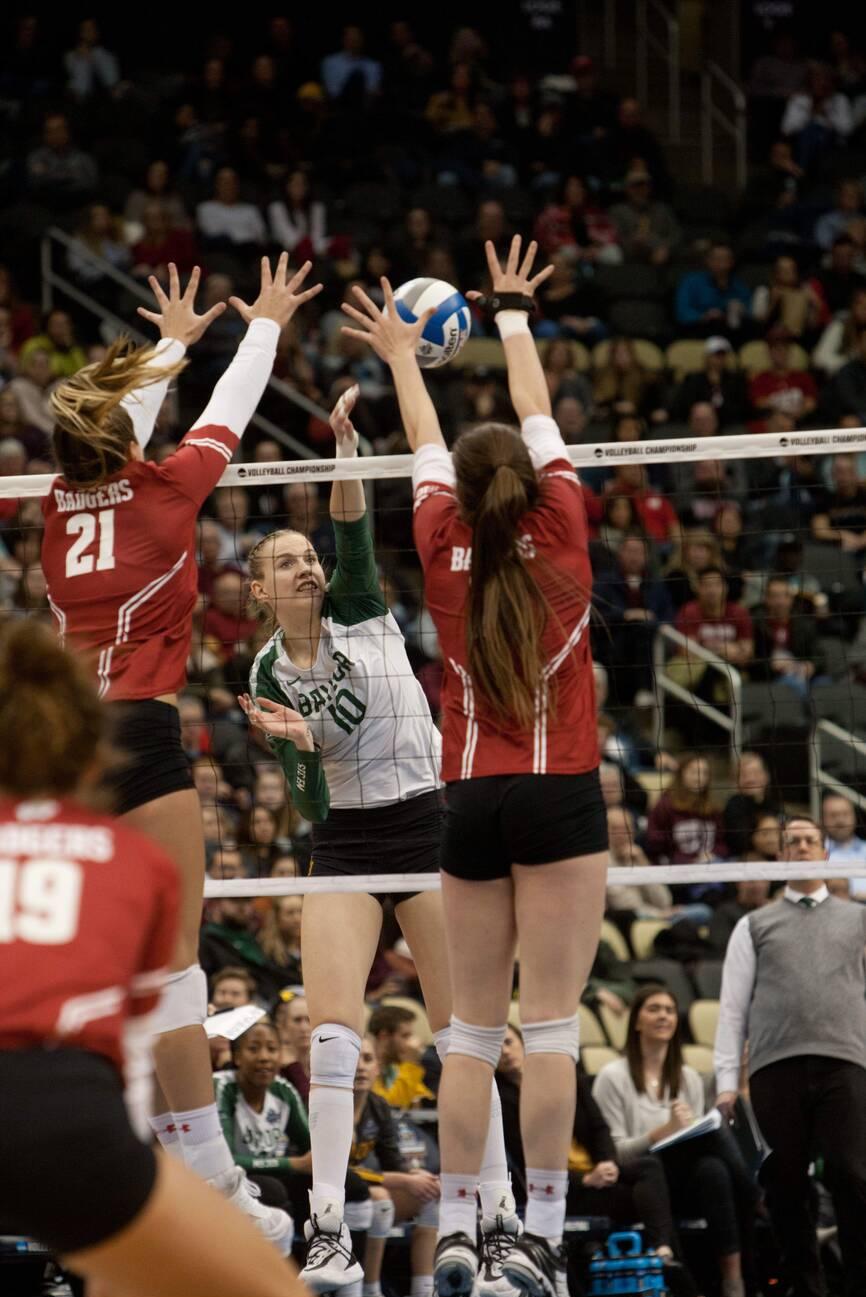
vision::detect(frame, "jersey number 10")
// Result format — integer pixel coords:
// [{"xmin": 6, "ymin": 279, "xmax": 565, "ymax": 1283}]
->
[
  {"xmin": 65, "ymin": 510, "xmax": 116, "ymax": 578},
  {"xmin": 0, "ymin": 858, "xmax": 83, "ymax": 944}
]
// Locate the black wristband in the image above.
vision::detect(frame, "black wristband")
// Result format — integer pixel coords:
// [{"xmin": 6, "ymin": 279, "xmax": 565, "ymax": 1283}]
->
[{"xmin": 476, "ymin": 292, "xmax": 537, "ymax": 316}]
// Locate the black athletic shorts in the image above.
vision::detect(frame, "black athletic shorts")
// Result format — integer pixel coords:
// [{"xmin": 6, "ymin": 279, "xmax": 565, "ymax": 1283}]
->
[
  {"xmin": 310, "ymin": 789, "xmax": 441, "ymax": 906},
  {"xmin": 102, "ymin": 699, "xmax": 194, "ymax": 816},
  {"xmin": 441, "ymin": 769, "xmax": 608, "ymax": 881},
  {"xmin": 0, "ymin": 1048, "xmax": 157, "ymax": 1255}
]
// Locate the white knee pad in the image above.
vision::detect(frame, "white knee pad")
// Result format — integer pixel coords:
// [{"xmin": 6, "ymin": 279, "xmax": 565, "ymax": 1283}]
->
[
  {"xmin": 310, "ymin": 1023, "xmax": 362, "ymax": 1090},
  {"xmin": 344, "ymin": 1197, "xmax": 374, "ymax": 1231},
  {"xmin": 433, "ymin": 1026, "xmax": 450, "ymax": 1064},
  {"xmin": 414, "ymin": 1197, "xmax": 439, "ymax": 1229},
  {"xmin": 522, "ymin": 1013, "xmax": 580, "ymax": 1062},
  {"xmin": 152, "ymin": 964, "xmax": 207, "ymax": 1035},
  {"xmin": 369, "ymin": 1195, "xmax": 396, "ymax": 1238},
  {"xmin": 448, "ymin": 1017, "xmax": 507, "ymax": 1069}
]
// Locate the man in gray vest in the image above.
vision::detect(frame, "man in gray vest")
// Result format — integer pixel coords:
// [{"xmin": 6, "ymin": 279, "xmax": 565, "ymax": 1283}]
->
[{"xmin": 715, "ymin": 815, "xmax": 866, "ymax": 1297}]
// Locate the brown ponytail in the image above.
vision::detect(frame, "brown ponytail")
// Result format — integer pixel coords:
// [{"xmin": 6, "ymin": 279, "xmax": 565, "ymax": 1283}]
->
[
  {"xmin": 0, "ymin": 620, "xmax": 105, "ymax": 796},
  {"xmin": 454, "ymin": 423, "xmax": 548, "ymax": 729},
  {"xmin": 51, "ymin": 336, "xmax": 187, "ymax": 488}
]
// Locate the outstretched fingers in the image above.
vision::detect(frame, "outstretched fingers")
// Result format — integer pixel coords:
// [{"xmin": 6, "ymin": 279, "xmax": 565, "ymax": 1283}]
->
[
  {"xmin": 147, "ymin": 274, "xmax": 170, "ymax": 310},
  {"xmin": 351, "ymin": 283, "xmax": 382, "ymax": 320},
  {"xmin": 341, "ymin": 301, "xmax": 375, "ymax": 329},
  {"xmin": 200, "ymin": 301, "xmax": 227, "ymax": 326},
  {"xmin": 182, "ymin": 265, "xmax": 201, "ymax": 302},
  {"xmin": 137, "ymin": 306, "xmax": 162, "ymax": 325},
  {"xmin": 295, "ymin": 282, "xmax": 323, "ymax": 304},
  {"xmin": 228, "ymin": 295, "xmax": 252, "ymax": 321},
  {"xmin": 505, "ymin": 234, "xmax": 521, "ymax": 275},
  {"xmin": 287, "ymin": 258, "xmax": 312, "ymax": 292},
  {"xmin": 484, "ymin": 239, "xmax": 503, "ymax": 283},
  {"xmin": 259, "ymin": 255, "xmax": 273, "ymax": 290},
  {"xmin": 518, "ymin": 240, "xmax": 539, "ymax": 280},
  {"xmin": 167, "ymin": 261, "xmax": 181, "ymax": 302},
  {"xmin": 529, "ymin": 263, "xmax": 555, "ymax": 291}
]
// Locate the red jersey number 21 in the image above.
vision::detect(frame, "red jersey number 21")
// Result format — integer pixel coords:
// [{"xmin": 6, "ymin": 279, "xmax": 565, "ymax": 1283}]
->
[
  {"xmin": 66, "ymin": 510, "xmax": 116, "ymax": 578},
  {"xmin": 0, "ymin": 859, "xmax": 83, "ymax": 944}
]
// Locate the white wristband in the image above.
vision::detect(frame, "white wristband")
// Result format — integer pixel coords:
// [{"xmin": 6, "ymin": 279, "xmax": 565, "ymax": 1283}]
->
[
  {"xmin": 495, "ymin": 310, "xmax": 532, "ymax": 340},
  {"xmin": 335, "ymin": 431, "xmax": 359, "ymax": 459}
]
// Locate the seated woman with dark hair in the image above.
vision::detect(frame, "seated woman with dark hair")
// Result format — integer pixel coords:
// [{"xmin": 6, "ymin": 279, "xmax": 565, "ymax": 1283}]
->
[
  {"xmin": 593, "ymin": 986, "xmax": 757, "ymax": 1297},
  {"xmin": 495, "ymin": 1024, "xmax": 698, "ymax": 1292}
]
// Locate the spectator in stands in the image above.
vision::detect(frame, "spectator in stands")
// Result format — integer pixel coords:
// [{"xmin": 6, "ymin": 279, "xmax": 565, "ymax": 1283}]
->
[
  {"xmin": 239, "ymin": 805, "xmax": 285, "ymax": 877},
  {"xmin": 811, "ymin": 453, "xmax": 866, "ymax": 560},
  {"xmin": 723, "ymin": 753, "xmax": 783, "ymax": 861},
  {"xmin": 674, "ymin": 566, "xmax": 754, "ymax": 672},
  {"xmin": 712, "ymin": 504, "xmax": 759, "ymax": 596},
  {"xmin": 541, "ymin": 339, "xmax": 592, "ymax": 408},
  {"xmin": 0, "ymin": 267, "xmax": 35, "ymax": 352},
  {"xmin": 749, "ymin": 31, "xmax": 807, "ymax": 102},
  {"xmin": 19, "ymin": 310, "xmax": 85, "ymax": 379},
  {"xmin": 709, "ymin": 879, "xmax": 772, "ymax": 954},
  {"xmin": 663, "ymin": 530, "xmax": 724, "ymax": 613},
  {"xmin": 675, "ymin": 243, "xmax": 751, "ymax": 339},
  {"xmin": 606, "ymin": 806, "xmax": 682, "ymax": 919},
  {"xmin": 387, "ymin": 208, "xmax": 441, "ymax": 283},
  {"xmin": 192, "ymin": 755, "xmax": 234, "ymax": 811},
  {"xmin": 258, "ymin": 897, "xmax": 303, "ymax": 990},
  {"xmin": 675, "ymin": 446, "xmax": 748, "ymax": 532},
  {"xmin": 745, "ymin": 813, "xmax": 783, "ymax": 863},
  {"xmin": 608, "ymin": 167, "xmax": 681, "ymax": 265},
  {"xmin": 595, "ymin": 985, "xmax": 756, "ymax": 1297},
  {"xmin": 670, "ymin": 337, "xmax": 749, "ymax": 428},
  {"xmin": 749, "ymin": 327, "xmax": 818, "ymax": 430},
  {"xmin": 66, "ymin": 202, "xmax": 130, "ymax": 298},
  {"xmin": 830, "ymin": 324, "xmax": 866, "ymax": 420},
  {"xmin": 64, "ymin": 18, "xmax": 119, "ymax": 99},
  {"xmin": 822, "ymin": 793, "xmax": 866, "ymax": 899},
  {"xmin": 645, "ymin": 753, "xmax": 727, "ymax": 867},
  {"xmin": 593, "ymin": 532, "xmax": 673, "ymax": 705},
  {"xmin": 568, "ymin": 54, "xmax": 617, "ymax": 142},
  {"xmin": 321, "ymin": 24, "xmax": 382, "ymax": 100},
  {"xmin": 751, "ymin": 574, "xmax": 824, "ymax": 695},
  {"xmin": 25, "ymin": 111, "xmax": 97, "ymax": 206},
  {"xmin": 602, "ymin": 464, "xmax": 680, "ymax": 547},
  {"xmin": 211, "ymin": 966, "xmax": 257, "ymax": 1010},
  {"xmin": 200, "ymin": 896, "xmax": 288, "ymax": 1004},
  {"xmin": 211, "ymin": 485, "xmax": 264, "ymax": 563},
  {"xmin": 813, "ymin": 285, "xmax": 866, "ymax": 376},
  {"xmin": 533, "ymin": 249, "xmax": 607, "ymax": 344},
  {"xmin": 130, "ymin": 201, "xmax": 198, "ymax": 281},
  {"xmin": 815, "ymin": 178, "xmax": 866, "ymax": 250},
  {"xmin": 813, "ymin": 234, "xmax": 866, "ymax": 315},
  {"xmin": 604, "ymin": 97, "xmax": 671, "ymax": 193},
  {"xmin": 781, "ymin": 62, "xmax": 853, "ymax": 169},
  {"xmin": 0, "ymin": 387, "xmax": 47, "ymax": 461},
  {"xmin": 268, "ymin": 170, "xmax": 329, "ymax": 259},
  {"xmin": 125, "ymin": 159, "xmax": 191, "ymax": 231},
  {"xmin": 275, "ymin": 992, "xmax": 311, "ymax": 1101},
  {"xmin": 281, "ymin": 482, "xmax": 336, "ymax": 560},
  {"xmin": 204, "ymin": 569, "xmax": 259, "ymax": 663},
  {"xmin": 715, "ymin": 815, "xmax": 866, "ymax": 1297},
  {"xmin": 592, "ymin": 338, "xmax": 666, "ymax": 422},
  {"xmin": 368, "ymin": 1006, "xmax": 433, "ymax": 1110},
  {"xmin": 752, "ymin": 256, "xmax": 824, "ymax": 341},
  {"xmin": 533, "ymin": 174, "xmax": 622, "ymax": 264},
  {"xmin": 495, "ymin": 1025, "xmax": 692, "ymax": 1277},
  {"xmin": 597, "ymin": 494, "xmax": 643, "ymax": 558},
  {"xmin": 197, "ymin": 167, "xmax": 266, "ymax": 249}
]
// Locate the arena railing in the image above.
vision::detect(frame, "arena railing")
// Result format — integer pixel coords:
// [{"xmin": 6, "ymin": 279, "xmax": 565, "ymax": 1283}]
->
[
  {"xmin": 653, "ymin": 624, "xmax": 743, "ymax": 762},
  {"xmin": 701, "ymin": 61, "xmax": 747, "ymax": 190},
  {"xmin": 811, "ymin": 719, "xmax": 866, "ymax": 820},
  {"xmin": 636, "ymin": 0, "xmax": 681, "ymax": 145}
]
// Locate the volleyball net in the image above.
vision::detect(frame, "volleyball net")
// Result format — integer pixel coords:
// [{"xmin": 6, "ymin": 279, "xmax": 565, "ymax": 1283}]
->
[{"xmin": 4, "ymin": 424, "xmax": 866, "ymax": 899}]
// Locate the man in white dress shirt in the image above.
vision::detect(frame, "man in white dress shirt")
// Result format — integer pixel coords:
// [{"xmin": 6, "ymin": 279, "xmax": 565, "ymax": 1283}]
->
[{"xmin": 715, "ymin": 816, "xmax": 866, "ymax": 1297}]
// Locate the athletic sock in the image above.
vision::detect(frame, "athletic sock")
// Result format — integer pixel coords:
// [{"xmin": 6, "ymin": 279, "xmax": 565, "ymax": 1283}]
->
[
  {"xmin": 148, "ymin": 1111, "xmax": 183, "ymax": 1158},
  {"xmin": 173, "ymin": 1102, "xmax": 236, "ymax": 1180},
  {"xmin": 438, "ymin": 1173, "xmax": 478, "ymax": 1239},
  {"xmin": 525, "ymin": 1168, "xmax": 568, "ymax": 1246},
  {"xmin": 309, "ymin": 1084, "xmax": 354, "ymax": 1217},
  {"xmin": 478, "ymin": 1081, "xmax": 515, "ymax": 1220},
  {"xmin": 411, "ymin": 1277, "xmax": 434, "ymax": 1297},
  {"xmin": 363, "ymin": 1284, "xmax": 383, "ymax": 1297}
]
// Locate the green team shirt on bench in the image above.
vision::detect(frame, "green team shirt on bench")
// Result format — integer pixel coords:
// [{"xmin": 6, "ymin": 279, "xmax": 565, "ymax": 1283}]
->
[
  {"xmin": 214, "ymin": 1069, "xmax": 310, "ymax": 1173},
  {"xmin": 250, "ymin": 515, "xmax": 442, "ymax": 821}
]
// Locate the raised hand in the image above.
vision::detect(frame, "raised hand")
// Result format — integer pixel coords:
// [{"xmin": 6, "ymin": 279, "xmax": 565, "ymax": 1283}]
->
[
  {"xmin": 330, "ymin": 383, "xmax": 360, "ymax": 456},
  {"xmin": 467, "ymin": 235, "xmax": 554, "ymax": 302},
  {"xmin": 136, "ymin": 264, "xmax": 226, "ymax": 346},
  {"xmin": 229, "ymin": 254, "xmax": 323, "ymax": 329},
  {"xmin": 238, "ymin": 693, "xmax": 314, "ymax": 751},
  {"xmin": 340, "ymin": 279, "xmax": 434, "ymax": 366}
]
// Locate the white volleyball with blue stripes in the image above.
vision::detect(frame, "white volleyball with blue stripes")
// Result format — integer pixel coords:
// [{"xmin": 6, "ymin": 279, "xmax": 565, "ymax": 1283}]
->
[{"xmin": 391, "ymin": 278, "xmax": 471, "ymax": 368}]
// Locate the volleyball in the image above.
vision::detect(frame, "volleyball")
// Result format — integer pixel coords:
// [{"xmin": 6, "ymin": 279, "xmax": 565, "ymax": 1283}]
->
[{"xmin": 391, "ymin": 277, "xmax": 472, "ymax": 368}]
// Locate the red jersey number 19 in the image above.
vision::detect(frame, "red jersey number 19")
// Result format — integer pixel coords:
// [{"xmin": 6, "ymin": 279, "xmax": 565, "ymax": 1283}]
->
[
  {"xmin": 65, "ymin": 510, "xmax": 116, "ymax": 578},
  {"xmin": 0, "ymin": 858, "xmax": 83, "ymax": 944}
]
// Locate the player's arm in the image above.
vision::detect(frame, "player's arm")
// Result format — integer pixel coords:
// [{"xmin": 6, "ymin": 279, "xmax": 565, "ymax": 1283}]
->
[
  {"xmin": 340, "ymin": 280, "xmax": 446, "ymax": 452},
  {"xmin": 241, "ymin": 658, "xmax": 330, "ymax": 821}
]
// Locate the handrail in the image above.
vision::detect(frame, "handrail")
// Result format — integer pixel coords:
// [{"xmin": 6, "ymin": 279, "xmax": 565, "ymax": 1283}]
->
[
  {"xmin": 636, "ymin": 0, "xmax": 680, "ymax": 145},
  {"xmin": 653, "ymin": 624, "xmax": 743, "ymax": 759},
  {"xmin": 810, "ymin": 718, "xmax": 866, "ymax": 819},
  {"xmin": 701, "ymin": 61, "xmax": 747, "ymax": 190}
]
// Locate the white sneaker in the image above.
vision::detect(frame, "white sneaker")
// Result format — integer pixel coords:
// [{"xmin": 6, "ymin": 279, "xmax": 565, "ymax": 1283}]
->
[
  {"xmin": 503, "ymin": 1233, "xmax": 568, "ymax": 1297},
  {"xmin": 477, "ymin": 1212, "xmax": 524, "ymax": 1297},
  {"xmin": 433, "ymin": 1232, "xmax": 479, "ymax": 1297},
  {"xmin": 300, "ymin": 1204, "xmax": 364, "ymax": 1292},
  {"xmin": 210, "ymin": 1165, "xmax": 294, "ymax": 1256}
]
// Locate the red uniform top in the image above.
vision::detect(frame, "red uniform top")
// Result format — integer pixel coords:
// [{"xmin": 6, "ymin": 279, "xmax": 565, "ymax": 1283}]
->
[
  {"xmin": 0, "ymin": 796, "xmax": 179, "ymax": 1073},
  {"xmin": 412, "ymin": 416, "xmax": 599, "ymax": 782},
  {"xmin": 675, "ymin": 599, "xmax": 754, "ymax": 653}
]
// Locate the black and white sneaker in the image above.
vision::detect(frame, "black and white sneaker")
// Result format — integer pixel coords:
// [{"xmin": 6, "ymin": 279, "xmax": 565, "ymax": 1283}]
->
[
  {"xmin": 300, "ymin": 1204, "xmax": 364, "ymax": 1292},
  {"xmin": 503, "ymin": 1232, "xmax": 569, "ymax": 1297},
  {"xmin": 476, "ymin": 1211, "xmax": 523, "ymax": 1297},
  {"xmin": 434, "ymin": 1231, "xmax": 479, "ymax": 1297}
]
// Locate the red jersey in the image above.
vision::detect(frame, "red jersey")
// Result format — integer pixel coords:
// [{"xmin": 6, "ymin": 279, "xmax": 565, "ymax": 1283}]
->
[
  {"xmin": 412, "ymin": 416, "xmax": 599, "ymax": 782},
  {"xmin": 676, "ymin": 599, "xmax": 754, "ymax": 652},
  {"xmin": 0, "ymin": 796, "xmax": 178, "ymax": 1073},
  {"xmin": 41, "ymin": 425, "xmax": 236, "ymax": 700}
]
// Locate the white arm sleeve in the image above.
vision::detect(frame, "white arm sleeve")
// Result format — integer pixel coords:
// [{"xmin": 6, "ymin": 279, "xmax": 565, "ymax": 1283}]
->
[
  {"xmin": 190, "ymin": 318, "xmax": 280, "ymax": 440},
  {"xmin": 412, "ymin": 442, "xmax": 456, "ymax": 489},
  {"xmin": 714, "ymin": 915, "xmax": 757, "ymax": 1093},
  {"xmin": 120, "ymin": 337, "xmax": 187, "ymax": 450},
  {"xmin": 521, "ymin": 414, "xmax": 570, "ymax": 471}
]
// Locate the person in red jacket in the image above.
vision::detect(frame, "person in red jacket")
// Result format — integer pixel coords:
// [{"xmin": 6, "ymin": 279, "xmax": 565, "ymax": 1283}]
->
[
  {"xmin": 0, "ymin": 619, "xmax": 303, "ymax": 1297},
  {"xmin": 645, "ymin": 753, "xmax": 728, "ymax": 865},
  {"xmin": 748, "ymin": 326, "xmax": 817, "ymax": 432}
]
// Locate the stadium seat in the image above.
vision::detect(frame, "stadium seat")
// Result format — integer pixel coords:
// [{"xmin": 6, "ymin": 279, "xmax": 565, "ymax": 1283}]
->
[
  {"xmin": 581, "ymin": 1044, "xmax": 620, "ymax": 1075},
  {"xmin": 631, "ymin": 959, "xmax": 696, "ymax": 1012},
  {"xmin": 540, "ymin": 337, "xmax": 591, "ymax": 371},
  {"xmin": 594, "ymin": 264, "xmax": 665, "ymax": 302},
  {"xmin": 812, "ymin": 681, "xmax": 866, "ymax": 731},
  {"xmin": 600, "ymin": 918, "xmax": 631, "ymax": 963},
  {"xmin": 666, "ymin": 339, "xmax": 718, "ymax": 379},
  {"xmin": 738, "ymin": 339, "xmax": 810, "ymax": 376},
  {"xmin": 595, "ymin": 999, "xmax": 628, "ymax": 1051},
  {"xmin": 578, "ymin": 1002, "xmax": 607, "ymax": 1046},
  {"xmin": 688, "ymin": 999, "xmax": 720, "ymax": 1048},
  {"xmin": 682, "ymin": 1043, "xmax": 715, "ymax": 1076},
  {"xmin": 449, "ymin": 338, "xmax": 507, "ymax": 370},
  {"xmin": 693, "ymin": 960, "xmax": 724, "ymax": 1000},
  {"xmin": 380, "ymin": 997, "xmax": 434, "ymax": 1047},
  {"xmin": 799, "ymin": 543, "xmax": 863, "ymax": 601},
  {"xmin": 591, "ymin": 338, "xmax": 665, "ymax": 372},
  {"xmin": 629, "ymin": 918, "xmax": 667, "ymax": 960},
  {"xmin": 607, "ymin": 299, "xmax": 669, "ymax": 342}
]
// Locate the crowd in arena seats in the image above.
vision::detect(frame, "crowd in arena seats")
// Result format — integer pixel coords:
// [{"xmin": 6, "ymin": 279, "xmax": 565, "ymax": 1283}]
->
[{"xmin": 5, "ymin": 15, "xmax": 866, "ymax": 1291}]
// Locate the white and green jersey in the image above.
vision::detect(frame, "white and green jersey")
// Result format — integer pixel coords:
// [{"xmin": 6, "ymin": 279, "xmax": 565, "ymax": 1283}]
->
[
  {"xmin": 215, "ymin": 1069, "xmax": 310, "ymax": 1172},
  {"xmin": 250, "ymin": 515, "xmax": 442, "ymax": 820}
]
